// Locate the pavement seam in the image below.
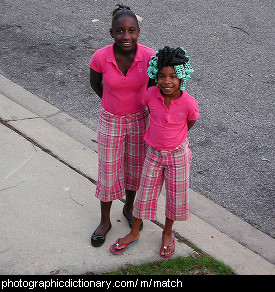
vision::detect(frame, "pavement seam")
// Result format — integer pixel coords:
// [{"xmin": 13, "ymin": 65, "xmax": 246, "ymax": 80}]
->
[
  {"xmin": 0, "ymin": 117, "xmax": 97, "ymax": 185},
  {"xmin": 1, "ymin": 117, "xmax": 40, "ymax": 122}
]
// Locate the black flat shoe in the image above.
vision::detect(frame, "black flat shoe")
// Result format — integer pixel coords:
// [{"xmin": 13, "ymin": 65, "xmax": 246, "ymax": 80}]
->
[
  {"xmin": 91, "ymin": 223, "xmax": 112, "ymax": 247},
  {"xmin": 123, "ymin": 208, "xmax": 143, "ymax": 231}
]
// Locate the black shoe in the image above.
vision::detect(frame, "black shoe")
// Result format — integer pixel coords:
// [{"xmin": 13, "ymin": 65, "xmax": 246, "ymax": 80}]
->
[
  {"xmin": 91, "ymin": 223, "xmax": 112, "ymax": 247},
  {"xmin": 123, "ymin": 208, "xmax": 143, "ymax": 231}
]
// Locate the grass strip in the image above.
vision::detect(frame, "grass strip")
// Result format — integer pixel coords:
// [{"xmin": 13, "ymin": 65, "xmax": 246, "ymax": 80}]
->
[{"xmin": 106, "ymin": 255, "xmax": 235, "ymax": 275}]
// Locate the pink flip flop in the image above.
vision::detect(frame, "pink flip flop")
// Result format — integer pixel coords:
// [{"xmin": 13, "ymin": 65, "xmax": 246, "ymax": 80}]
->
[
  {"xmin": 160, "ymin": 233, "xmax": 175, "ymax": 258},
  {"xmin": 110, "ymin": 238, "xmax": 139, "ymax": 255}
]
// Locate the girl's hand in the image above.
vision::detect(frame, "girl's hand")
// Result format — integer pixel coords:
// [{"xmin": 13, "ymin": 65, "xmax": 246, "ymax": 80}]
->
[{"xmin": 187, "ymin": 120, "xmax": 196, "ymax": 131}]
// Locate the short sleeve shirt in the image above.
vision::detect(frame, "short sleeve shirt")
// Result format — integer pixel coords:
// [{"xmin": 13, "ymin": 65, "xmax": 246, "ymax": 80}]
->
[
  {"xmin": 89, "ymin": 42, "xmax": 155, "ymax": 115},
  {"xmin": 143, "ymin": 86, "xmax": 200, "ymax": 150}
]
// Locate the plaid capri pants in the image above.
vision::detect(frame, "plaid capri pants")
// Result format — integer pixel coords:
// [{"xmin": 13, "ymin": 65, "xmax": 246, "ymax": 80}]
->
[
  {"xmin": 95, "ymin": 107, "xmax": 149, "ymax": 202},
  {"xmin": 133, "ymin": 139, "xmax": 192, "ymax": 221}
]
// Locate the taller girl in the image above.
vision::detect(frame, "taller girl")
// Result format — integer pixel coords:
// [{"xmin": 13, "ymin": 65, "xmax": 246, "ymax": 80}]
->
[{"xmin": 89, "ymin": 4, "xmax": 155, "ymax": 247}]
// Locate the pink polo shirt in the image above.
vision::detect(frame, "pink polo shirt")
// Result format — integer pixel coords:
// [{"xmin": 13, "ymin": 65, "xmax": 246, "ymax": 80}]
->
[
  {"xmin": 89, "ymin": 42, "xmax": 155, "ymax": 115},
  {"xmin": 143, "ymin": 86, "xmax": 199, "ymax": 150}
]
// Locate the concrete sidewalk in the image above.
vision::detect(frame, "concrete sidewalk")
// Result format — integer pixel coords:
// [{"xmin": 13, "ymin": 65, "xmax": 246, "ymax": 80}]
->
[{"xmin": 0, "ymin": 74, "xmax": 275, "ymax": 275}]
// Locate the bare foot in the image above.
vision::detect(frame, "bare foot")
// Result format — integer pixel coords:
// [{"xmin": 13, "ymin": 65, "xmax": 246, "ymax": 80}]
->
[
  {"xmin": 160, "ymin": 232, "xmax": 175, "ymax": 257},
  {"xmin": 116, "ymin": 232, "xmax": 140, "ymax": 250}
]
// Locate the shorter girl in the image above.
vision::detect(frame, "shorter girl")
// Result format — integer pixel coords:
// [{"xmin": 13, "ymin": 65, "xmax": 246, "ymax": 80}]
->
[{"xmin": 110, "ymin": 46, "xmax": 200, "ymax": 257}]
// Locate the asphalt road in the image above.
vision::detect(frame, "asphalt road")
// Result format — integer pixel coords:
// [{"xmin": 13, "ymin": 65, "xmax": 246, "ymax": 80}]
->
[{"xmin": 1, "ymin": 0, "xmax": 274, "ymax": 238}]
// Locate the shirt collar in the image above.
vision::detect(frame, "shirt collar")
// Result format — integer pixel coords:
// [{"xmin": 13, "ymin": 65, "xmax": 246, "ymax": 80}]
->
[
  {"xmin": 173, "ymin": 92, "xmax": 186, "ymax": 105},
  {"xmin": 106, "ymin": 42, "xmax": 142, "ymax": 63},
  {"xmin": 157, "ymin": 87, "xmax": 186, "ymax": 105}
]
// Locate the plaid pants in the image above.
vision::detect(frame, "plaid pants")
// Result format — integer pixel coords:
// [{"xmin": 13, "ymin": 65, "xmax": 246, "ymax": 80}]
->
[
  {"xmin": 133, "ymin": 139, "xmax": 192, "ymax": 221},
  {"xmin": 95, "ymin": 107, "xmax": 149, "ymax": 202}
]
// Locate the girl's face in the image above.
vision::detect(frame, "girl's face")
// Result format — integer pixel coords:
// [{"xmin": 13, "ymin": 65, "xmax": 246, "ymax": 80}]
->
[
  {"xmin": 157, "ymin": 66, "xmax": 181, "ymax": 98},
  {"xmin": 110, "ymin": 15, "xmax": 140, "ymax": 53}
]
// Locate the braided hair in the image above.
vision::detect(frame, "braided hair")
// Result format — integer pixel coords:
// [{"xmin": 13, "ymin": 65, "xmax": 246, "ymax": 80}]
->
[
  {"xmin": 148, "ymin": 46, "xmax": 194, "ymax": 90},
  {"xmin": 111, "ymin": 4, "xmax": 138, "ymax": 28}
]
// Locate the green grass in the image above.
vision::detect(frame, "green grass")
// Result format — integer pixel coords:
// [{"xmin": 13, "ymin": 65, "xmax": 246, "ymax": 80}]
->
[{"xmin": 105, "ymin": 255, "xmax": 235, "ymax": 275}]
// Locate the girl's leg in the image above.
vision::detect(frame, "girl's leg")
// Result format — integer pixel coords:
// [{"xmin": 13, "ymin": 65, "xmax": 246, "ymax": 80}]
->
[
  {"xmin": 160, "ymin": 217, "xmax": 175, "ymax": 257},
  {"xmin": 93, "ymin": 201, "xmax": 112, "ymax": 235},
  {"xmin": 93, "ymin": 108, "xmax": 124, "ymax": 240},
  {"xmin": 123, "ymin": 189, "xmax": 136, "ymax": 220},
  {"xmin": 113, "ymin": 146, "xmax": 163, "ymax": 250},
  {"xmin": 124, "ymin": 189, "xmax": 144, "ymax": 230},
  {"xmin": 91, "ymin": 201, "xmax": 113, "ymax": 247}
]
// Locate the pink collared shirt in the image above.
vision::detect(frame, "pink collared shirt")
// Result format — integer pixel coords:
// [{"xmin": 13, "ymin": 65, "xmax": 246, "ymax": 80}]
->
[
  {"xmin": 143, "ymin": 86, "xmax": 200, "ymax": 150},
  {"xmin": 89, "ymin": 42, "xmax": 155, "ymax": 115}
]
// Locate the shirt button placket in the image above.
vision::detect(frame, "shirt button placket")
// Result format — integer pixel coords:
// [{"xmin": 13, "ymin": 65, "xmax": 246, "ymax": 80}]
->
[{"xmin": 165, "ymin": 107, "xmax": 169, "ymax": 123}]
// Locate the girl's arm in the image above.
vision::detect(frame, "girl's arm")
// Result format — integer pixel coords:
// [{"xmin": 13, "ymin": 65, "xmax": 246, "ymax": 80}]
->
[
  {"xmin": 90, "ymin": 68, "xmax": 103, "ymax": 98},
  {"xmin": 187, "ymin": 120, "xmax": 196, "ymax": 131}
]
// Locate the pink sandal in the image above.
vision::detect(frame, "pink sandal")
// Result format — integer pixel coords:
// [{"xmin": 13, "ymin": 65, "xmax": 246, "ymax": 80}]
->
[
  {"xmin": 110, "ymin": 238, "xmax": 139, "ymax": 255},
  {"xmin": 160, "ymin": 233, "xmax": 175, "ymax": 258}
]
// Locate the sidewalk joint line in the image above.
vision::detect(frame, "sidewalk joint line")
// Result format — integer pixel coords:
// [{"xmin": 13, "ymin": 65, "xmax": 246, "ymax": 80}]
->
[
  {"xmin": 6, "ymin": 117, "xmax": 40, "ymax": 122},
  {"xmin": 0, "ymin": 118, "xmax": 97, "ymax": 185}
]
